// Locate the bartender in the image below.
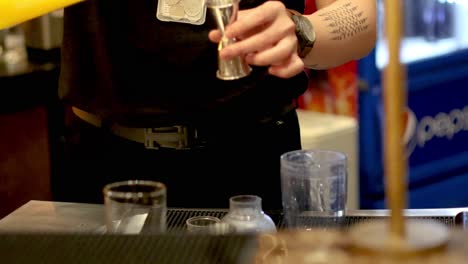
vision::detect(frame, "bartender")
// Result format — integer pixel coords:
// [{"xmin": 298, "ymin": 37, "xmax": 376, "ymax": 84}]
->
[{"xmin": 3, "ymin": 0, "xmax": 376, "ymax": 210}]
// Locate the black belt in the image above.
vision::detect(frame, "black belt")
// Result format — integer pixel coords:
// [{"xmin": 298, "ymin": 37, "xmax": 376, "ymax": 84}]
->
[
  {"xmin": 72, "ymin": 107, "xmax": 198, "ymax": 149},
  {"xmin": 72, "ymin": 103, "xmax": 296, "ymax": 150}
]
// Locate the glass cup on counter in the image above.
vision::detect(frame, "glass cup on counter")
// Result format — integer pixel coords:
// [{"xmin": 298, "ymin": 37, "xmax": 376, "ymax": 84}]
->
[
  {"xmin": 103, "ymin": 180, "xmax": 167, "ymax": 234},
  {"xmin": 186, "ymin": 216, "xmax": 221, "ymax": 234},
  {"xmin": 280, "ymin": 149, "xmax": 347, "ymax": 230}
]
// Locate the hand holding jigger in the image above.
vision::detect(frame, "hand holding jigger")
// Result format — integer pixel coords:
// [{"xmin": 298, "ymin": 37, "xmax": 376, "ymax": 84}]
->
[{"xmin": 206, "ymin": 0, "xmax": 251, "ymax": 80}]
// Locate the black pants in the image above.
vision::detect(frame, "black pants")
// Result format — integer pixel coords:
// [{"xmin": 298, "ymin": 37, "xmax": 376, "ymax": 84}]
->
[{"xmin": 51, "ymin": 107, "xmax": 302, "ymax": 211}]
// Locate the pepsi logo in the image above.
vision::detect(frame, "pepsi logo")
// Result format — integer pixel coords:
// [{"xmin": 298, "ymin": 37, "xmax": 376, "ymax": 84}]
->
[
  {"xmin": 403, "ymin": 107, "xmax": 417, "ymax": 157},
  {"xmin": 403, "ymin": 106, "xmax": 468, "ymax": 157}
]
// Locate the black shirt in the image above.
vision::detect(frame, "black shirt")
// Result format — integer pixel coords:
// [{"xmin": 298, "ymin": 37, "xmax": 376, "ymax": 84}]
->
[{"xmin": 58, "ymin": 0, "xmax": 308, "ymax": 127}]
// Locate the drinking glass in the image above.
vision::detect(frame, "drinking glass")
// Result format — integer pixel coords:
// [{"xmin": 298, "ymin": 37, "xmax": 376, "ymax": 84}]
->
[
  {"xmin": 280, "ymin": 150, "xmax": 347, "ymax": 230},
  {"xmin": 103, "ymin": 180, "xmax": 167, "ymax": 234},
  {"xmin": 186, "ymin": 216, "xmax": 221, "ymax": 234}
]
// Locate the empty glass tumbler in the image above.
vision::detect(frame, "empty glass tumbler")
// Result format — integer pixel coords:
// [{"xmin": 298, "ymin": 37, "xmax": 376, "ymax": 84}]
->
[
  {"xmin": 280, "ymin": 149, "xmax": 347, "ymax": 230},
  {"xmin": 103, "ymin": 180, "xmax": 167, "ymax": 234},
  {"xmin": 186, "ymin": 216, "xmax": 221, "ymax": 234},
  {"xmin": 221, "ymin": 195, "xmax": 276, "ymax": 234}
]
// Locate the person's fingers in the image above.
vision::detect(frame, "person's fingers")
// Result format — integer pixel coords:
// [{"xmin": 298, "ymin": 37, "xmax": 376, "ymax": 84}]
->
[
  {"xmin": 208, "ymin": 29, "xmax": 222, "ymax": 43},
  {"xmin": 268, "ymin": 54, "xmax": 305, "ymax": 79},
  {"xmin": 244, "ymin": 35, "xmax": 297, "ymax": 66},
  {"xmin": 224, "ymin": 1, "xmax": 282, "ymax": 39}
]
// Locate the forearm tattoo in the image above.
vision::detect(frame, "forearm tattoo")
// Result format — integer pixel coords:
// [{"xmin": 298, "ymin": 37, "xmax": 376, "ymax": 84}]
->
[{"xmin": 319, "ymin": 2, "xmax": 369, "ymax": 41}]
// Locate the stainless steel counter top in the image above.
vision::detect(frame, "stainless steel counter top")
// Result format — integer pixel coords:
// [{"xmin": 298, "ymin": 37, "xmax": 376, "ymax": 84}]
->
[
  {"xmin": 1, "ymin": 200, "xmax": 467, "ymax": 233},
  {"xmin": 0, "ymin": 200, "xmax": 105, "ymax": 233}
]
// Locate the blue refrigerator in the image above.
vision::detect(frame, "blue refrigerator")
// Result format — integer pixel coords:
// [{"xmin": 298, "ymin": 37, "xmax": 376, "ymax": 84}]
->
[{"xmin": 358, "ymin": 0, "xmax": 468, "ymax": 209}]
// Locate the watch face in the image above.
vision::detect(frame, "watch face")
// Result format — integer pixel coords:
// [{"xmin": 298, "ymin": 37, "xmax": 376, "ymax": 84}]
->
[
  {"xmin": 298, "ymin": 16, "xmax": 315, "ymax": 42},
  {"xmin": 292, "ymin": 14, "xmax": 315, "ymax": 57},
  {"xmin": 300, "ymin": 19, "xmax": 315, "ymax": 41}
]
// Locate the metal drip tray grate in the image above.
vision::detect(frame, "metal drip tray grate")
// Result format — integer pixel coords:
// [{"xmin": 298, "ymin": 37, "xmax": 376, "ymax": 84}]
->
[
  {"xmin": 167, "ymin": 208, "xmax": 229, "ymax": 232},
  {"xmin": 166, "ymin": 208, "xmax": 465, "ymax": 231},
  {"xmin": 344, "ymin": 215, "xmax": 456, "ymax": 227}
]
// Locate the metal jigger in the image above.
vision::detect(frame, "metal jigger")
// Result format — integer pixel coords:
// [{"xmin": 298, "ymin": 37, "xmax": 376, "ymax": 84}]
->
[{"xmin": 206, "ymin": 0, "xmax": 251, "ymax": 80}]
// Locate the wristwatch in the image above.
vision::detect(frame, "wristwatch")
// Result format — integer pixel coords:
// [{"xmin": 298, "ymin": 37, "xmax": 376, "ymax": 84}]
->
[{"xmin": 288, "ymin": 9, "xmax": 316, "ymax": 58}]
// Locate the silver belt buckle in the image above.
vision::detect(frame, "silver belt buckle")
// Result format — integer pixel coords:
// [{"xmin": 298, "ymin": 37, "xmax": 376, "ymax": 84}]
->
[{"xmin": 144, "ymin": 126, "xmax": 194, "ymax": 150}]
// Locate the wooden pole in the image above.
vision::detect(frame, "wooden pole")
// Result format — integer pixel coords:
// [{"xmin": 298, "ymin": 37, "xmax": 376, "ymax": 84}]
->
[
  {"xmin": 349, "ymin": 1, "xmax": 449, "ymax": 255},
  {"xmin": 383, "ymin": 0, "xmax": 406, "ymax": 243}
]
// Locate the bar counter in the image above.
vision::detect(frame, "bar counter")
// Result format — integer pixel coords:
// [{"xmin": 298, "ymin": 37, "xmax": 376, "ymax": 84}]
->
[
  {"xmin": 1, "ymin": 200, "xmax": 468, "ymax": 233},
  {"xmin": 1, "ymin": 200, "xmax": 468, "ymax": 263}
]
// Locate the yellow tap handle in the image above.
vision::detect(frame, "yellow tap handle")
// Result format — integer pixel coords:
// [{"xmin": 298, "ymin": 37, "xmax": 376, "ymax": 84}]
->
[{"xmin": 0, "ymin": 0, "xmax": 85, "ymax": 29}]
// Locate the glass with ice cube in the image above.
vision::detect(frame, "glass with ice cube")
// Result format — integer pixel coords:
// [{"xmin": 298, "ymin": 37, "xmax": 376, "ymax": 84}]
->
[{"xmin": 280, "ymin": 150, "xmax": 347, "ymax": 230}]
